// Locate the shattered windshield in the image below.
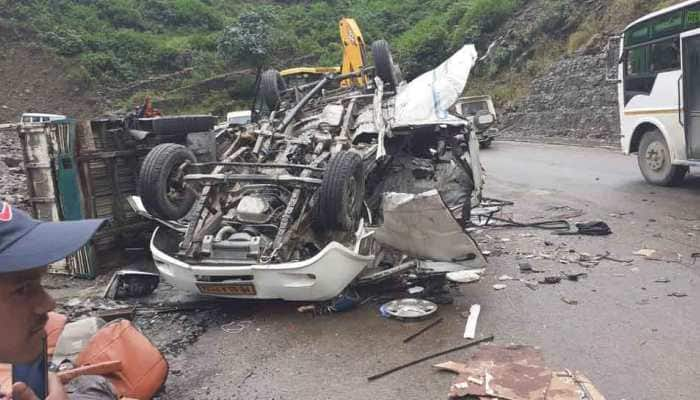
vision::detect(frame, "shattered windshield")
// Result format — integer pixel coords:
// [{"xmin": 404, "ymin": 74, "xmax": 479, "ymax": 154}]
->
[{"xmin": 461, "ymin": 101, "xmax": 489, "ymax": 116}]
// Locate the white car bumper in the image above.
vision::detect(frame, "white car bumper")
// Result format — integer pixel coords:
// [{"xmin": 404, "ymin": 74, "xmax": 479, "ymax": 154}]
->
[{"xmin": 150, "ymin": 227, "xmax": 373, "ymax": 301}]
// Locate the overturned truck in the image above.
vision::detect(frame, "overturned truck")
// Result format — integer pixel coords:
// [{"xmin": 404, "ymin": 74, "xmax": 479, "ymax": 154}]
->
[{"xmin": 133, "ymin": 44, "xmax": 485, "ymax": 301}]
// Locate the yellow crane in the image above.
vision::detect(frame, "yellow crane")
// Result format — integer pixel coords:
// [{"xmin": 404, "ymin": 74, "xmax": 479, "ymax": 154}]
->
[{"xmin": 280, "ymin": 18, "xmax": 368, "ymax": 87}]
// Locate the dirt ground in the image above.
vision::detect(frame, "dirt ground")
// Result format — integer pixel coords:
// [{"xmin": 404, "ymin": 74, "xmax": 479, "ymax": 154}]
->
[{"xmin": 0, "ymin": 45, "xmax": 102, "ymax": 124}]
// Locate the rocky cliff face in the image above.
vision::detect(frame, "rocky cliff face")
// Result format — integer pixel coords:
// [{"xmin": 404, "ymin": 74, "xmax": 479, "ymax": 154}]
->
[{"xmin": 499, "ymin": 51, "xmax": 620, "ymax": 145}]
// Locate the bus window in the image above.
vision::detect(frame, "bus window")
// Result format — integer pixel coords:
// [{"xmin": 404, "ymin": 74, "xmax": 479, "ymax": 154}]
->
[
  {"xmin": 31, "ymin": 117, "xmax": 41, "ymax": 123},
  {"xmin": 652, "ymin": 10, "xmax": 683, "ymax": 37},
  {"xmin": 650, "ymin": 39, "xmax": 680, "ymax": 72},
  {"xmin": 627, "ymin": 46, "xmax": 649, "ymax": 76}
]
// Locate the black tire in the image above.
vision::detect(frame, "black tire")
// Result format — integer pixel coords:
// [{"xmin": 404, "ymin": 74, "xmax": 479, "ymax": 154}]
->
[
  {"xmin": 260, "ymin": 69, "xmax": 286, "ymax": 110},
  {"xmin": 313, "ymin": 151, "xmax": 365, "ymax": 232},
  {"xmin": 637, "ymin": 129, "xmax": 687, "ymax": 186},
  {"xmin": 371, "ymin": 40, "xmax": 398, "ymax": 89},
  {"xmin": 138, "ymin": 143, "xmax": 197, "ymax": 220},
  {"xmin": 479, "ymin": 138, "xmax": 493, "ymax": 149}
]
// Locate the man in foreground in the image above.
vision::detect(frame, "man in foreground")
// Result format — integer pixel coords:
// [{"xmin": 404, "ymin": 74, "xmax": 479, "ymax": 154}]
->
[{"xmin": 0, "ymin": 202, "xmax": 104, "ymax": 399}]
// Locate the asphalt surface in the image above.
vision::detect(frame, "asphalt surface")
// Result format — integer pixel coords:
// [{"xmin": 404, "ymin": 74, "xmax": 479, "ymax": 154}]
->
[{"xmin": 162, "ymin": 141, "xmax": 700, "ymax": 400}]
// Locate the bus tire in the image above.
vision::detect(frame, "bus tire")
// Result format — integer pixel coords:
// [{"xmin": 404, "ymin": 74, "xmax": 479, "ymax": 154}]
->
[
  {"xmin": 637, "ymin": 129, "xmax": 687, "ymax": 186},
  {"xmin": 260, "ymin": 69, "xmax": 286, "ymax": 110}
]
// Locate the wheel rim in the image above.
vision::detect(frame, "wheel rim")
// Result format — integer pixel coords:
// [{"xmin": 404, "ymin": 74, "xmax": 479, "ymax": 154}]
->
[
  {"xmin": 166, "ymin": 164, "xmax": 188, "ymax": 203},
  {"xmin": 344, "ymin": 176, "xmax": 359, "ymax": 226},
  {"xmin": 645, "ymin": 141, "xmax": 667, "ymax": 172}
]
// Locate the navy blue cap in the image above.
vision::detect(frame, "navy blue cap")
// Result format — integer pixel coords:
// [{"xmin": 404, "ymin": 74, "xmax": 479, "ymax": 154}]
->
[{"xmin": 0, "ymin": 202, "xmax": 106, "ymax": 272}]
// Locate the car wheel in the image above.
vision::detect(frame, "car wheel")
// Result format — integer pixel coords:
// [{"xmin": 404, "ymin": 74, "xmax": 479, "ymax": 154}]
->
[
  {"xmin": 313, "ymin": 151, "xmax": 365, "ymax": 232},
  {"xmin": 371, "ymin": 40, "xmax": 398, "ymax": 90},
  {"xmin": 637, "ymin": 129, "xmax": 687, "ymax": 186},
  {"xmin": 260, "ymin": 69, "xmax": 286, "ymax": 110},
  {"xmin": 479, "ymin": 138, "xmax": 493, "ymax": 149},
  {"xmin": 138, "ymin": 143, "xmax": 197, "ymax": 220}
]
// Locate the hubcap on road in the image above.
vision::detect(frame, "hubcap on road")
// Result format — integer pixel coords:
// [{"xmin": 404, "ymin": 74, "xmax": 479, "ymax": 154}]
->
[{"xmin": 645, "ymin": 141, "xmax": 666, "ymax": 171}]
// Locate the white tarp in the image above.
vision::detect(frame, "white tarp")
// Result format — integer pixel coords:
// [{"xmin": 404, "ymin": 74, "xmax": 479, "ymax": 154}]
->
[{"xmin": 392, "ymin": 45, "xmax": 478, "ymax": 128}]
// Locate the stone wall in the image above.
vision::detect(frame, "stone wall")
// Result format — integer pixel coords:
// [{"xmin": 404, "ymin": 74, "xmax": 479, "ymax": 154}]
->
[{"xmin": 499, "ymin": 51, "xmax": 621, "ymax": 146}]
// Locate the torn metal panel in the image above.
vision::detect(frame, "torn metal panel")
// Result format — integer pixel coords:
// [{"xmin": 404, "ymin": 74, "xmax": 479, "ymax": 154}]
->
[
  {"xmin": 393, "ymin": 45, "xmax": 478, "ymax": 129},
  {"xmin": 374, "ymin": 190, "xmax": 486, "ymax": 265}
]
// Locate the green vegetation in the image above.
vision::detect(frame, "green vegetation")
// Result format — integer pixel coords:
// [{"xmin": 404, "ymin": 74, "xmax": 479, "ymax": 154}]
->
[
  {"xmin": 0, "ymin": 0, "xmax": 678, "ymax": 114},
  {"xmin": 0, "ymin": 0, "xmax": 521, "ymax": 86}
]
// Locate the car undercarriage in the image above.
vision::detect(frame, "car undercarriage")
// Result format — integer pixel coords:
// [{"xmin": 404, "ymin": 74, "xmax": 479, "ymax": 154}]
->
[{"xmin": 132, "ymin": 44, "xmax": 485, "ymax": 300}]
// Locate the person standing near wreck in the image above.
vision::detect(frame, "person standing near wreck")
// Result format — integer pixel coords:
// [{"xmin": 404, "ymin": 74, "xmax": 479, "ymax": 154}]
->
[{"xmin": 0, "ymin": 202, "xmax": 104, "ymax": 400}]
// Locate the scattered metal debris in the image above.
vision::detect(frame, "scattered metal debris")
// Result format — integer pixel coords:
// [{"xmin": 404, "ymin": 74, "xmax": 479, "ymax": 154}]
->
[
  {"xmin": 654, "ymin": 277, "xmax": 671, "ymax": 283},
  {"xmin": 493, "ymin": 284, "xmax": 507, "ymax": 290},
  {"xmin": 668, "ymin": 292, "xmax": 688, "ymax": 298}
]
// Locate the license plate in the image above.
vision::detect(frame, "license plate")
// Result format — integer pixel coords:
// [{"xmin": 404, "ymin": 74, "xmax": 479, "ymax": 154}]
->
[{"xmin": 196, "ymin": 282, "xmax": 257, "ymax": 296}]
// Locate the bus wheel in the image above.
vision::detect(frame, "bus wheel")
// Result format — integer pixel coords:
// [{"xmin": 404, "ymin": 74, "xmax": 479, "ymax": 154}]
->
[{"xmin": 638, "ymin": 129, "xmax": 687, "ymax": 186}]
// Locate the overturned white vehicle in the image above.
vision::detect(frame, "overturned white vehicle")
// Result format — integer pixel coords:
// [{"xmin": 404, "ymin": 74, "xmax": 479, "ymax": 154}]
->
[{"xmin": 133, "ymin": 45, "xmax": 485, "ymax": 301}]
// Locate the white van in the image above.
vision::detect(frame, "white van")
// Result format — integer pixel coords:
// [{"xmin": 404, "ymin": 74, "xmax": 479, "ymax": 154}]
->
[
  {"xmin": 226, "ymin": 110, "xmax": 251, "ymax": 125},
  {"xmin": 20, "ymin": 113, "xmax": 67, "ymax": 124}
]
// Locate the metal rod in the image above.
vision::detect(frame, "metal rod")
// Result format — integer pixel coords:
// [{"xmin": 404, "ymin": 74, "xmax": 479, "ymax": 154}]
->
[
  {"xmin": 403, "ymin": 317, "xmax": 444, "ymax": 343},
  {"xmin": 278, "ymin": 76, "xmax": 330, "ymax": 133},
  {"xmin": 183, "ymin": 173, "xmax": 322, "ymax": 185},
  {"xmin": 367, "ymin": 335, "xmax": 495, "ymax": 381},
  {"xmin": 191, "ymin": 161, "xmax": 324, "ymax": 172}
]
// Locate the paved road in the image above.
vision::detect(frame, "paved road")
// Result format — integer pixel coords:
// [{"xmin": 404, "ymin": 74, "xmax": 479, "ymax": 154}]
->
[{"xmin": 163, "ymin": 141, "xmax": 700, "ymax": 400}]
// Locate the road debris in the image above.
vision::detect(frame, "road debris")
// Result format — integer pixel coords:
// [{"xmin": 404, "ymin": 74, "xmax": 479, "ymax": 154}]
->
[
  {"xmin": 519, "ymin": 262, "xmax": 544, "ymax": 273},
  {"xmin": 540, "ymin": 276, "xmax": 562, "ymax": 285},
  {"xmin": 634, "ymin": 248, "xmax": 657, "ymax": 258},
  {"xmin": 221, "ymin": 320, "xmax": 253, "ymax": 334},
  {"xmin": 493, "ymin": 284, "xmax": 508, "ymax": 290},
  {"xmin": 497, "ymin": 275, "xmax": 515, "ymax": 281},
  {"xmin": 446, "ymin": 269, "xmax": 485, "ymax": 283},
  {"xmin": 380, "ymin": 298, "xmax": 438, "ymax": 321},
  {"xmin": 668, "ymin": 292, "xmax": 688, "ymax": 298},
  {"xmin": 403, "ymin": 317, "xmax": 444, "ymax": 343},
  {"xmin": 103, "ymin": 270, "xmax": 160, "ymax": 300},
  {"xmin": 434, "ymin": 344, "xmax": 606, "ymax": 399},
  {"xmin": 560, "ymin": 297, "xmax": 579, "ymax": 305},
  {"xmin": 654, "ymin": 277, "xmax": 671, "ymax": 283},
  {"xmin": 561, "ymin": 271, "xmax": 587, "ymax": 281},
  {"xmin": 367, "ymin": 336, "xmax": 494, "ymax": 381},
  {"xmin": 554, "ymin": 220, "xmax": 612, "ymax": 236},
  {"xmin": 463, "ymin": 304, "xmax": 481, "ymax": 339}
]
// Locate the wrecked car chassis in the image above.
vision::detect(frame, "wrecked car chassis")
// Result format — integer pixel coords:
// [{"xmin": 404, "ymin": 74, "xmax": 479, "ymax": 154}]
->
[{"xmin": 138, "ymin": 45, "xmax": 484, "ymax": 301}]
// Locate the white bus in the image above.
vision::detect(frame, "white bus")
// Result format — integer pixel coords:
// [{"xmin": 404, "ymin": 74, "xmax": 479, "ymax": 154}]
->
[{"xmin": 617, "ymin": 0, "xmax": 700, "ymax": 186}]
